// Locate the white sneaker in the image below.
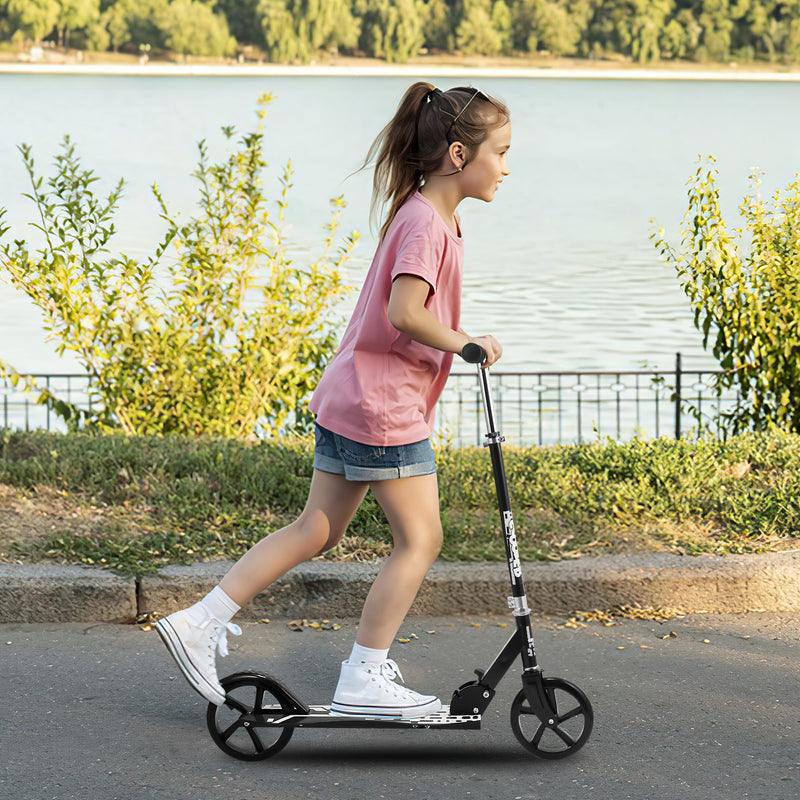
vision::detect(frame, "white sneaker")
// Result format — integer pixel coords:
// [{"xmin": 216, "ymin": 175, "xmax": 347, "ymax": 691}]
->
[
  {"xmin": 155, "ymin": 606, "xmax": 241, "ymax": 706},
  {"xmin": 331, "ymin": 659, "xmax": 442, "ymax": 719}
]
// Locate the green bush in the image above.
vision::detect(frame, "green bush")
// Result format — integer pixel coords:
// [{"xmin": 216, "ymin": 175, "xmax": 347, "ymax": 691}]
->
[
  {"xmin": 0, "ymin": 96, "xmax": 358, "ymax": 438},
  {"xmin": 652, "ymin": 157, "xmax": 800, "ymax": 435},
  {"xmin": 2, "ymin": 430, "xmax": 799, "ymax": 576}
]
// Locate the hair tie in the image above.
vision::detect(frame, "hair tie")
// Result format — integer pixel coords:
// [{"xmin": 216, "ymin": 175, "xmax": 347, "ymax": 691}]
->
[{"xmin": 425, "ymin": 88, "xmax": 442, "ymax": 103}]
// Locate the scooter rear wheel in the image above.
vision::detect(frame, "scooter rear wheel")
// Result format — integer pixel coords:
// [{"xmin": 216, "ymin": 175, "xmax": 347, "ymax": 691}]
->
[
  {"xmin": 510, "ymin": 677, "xmax": 593, "ymax": 759},
  {"xmin": 207, "ymin": 673, "xmax": 294, "ymax": 761}
]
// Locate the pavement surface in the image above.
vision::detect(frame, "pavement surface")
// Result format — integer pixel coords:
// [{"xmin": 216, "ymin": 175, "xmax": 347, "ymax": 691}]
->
[{"xmin": 1, "ymin": 612, "xmax": 799, "ymax": 800}]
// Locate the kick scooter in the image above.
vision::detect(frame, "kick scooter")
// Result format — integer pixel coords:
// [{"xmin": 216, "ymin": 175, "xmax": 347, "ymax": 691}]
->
[{"xmin": 205, "ymin": 343, "xmax": 594, "ymax": 761}]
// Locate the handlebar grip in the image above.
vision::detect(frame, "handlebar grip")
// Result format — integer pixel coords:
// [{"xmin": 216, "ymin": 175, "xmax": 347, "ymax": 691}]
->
[{"xmin": 461, "ymin": 342, "xmax": 487, "ymax": 364}]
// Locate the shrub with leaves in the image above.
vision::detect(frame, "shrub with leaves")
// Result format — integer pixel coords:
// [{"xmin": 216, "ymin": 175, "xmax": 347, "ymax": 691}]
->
[
  {"xmin": 652, "ymin": 156, "xmax": 800, "ymax": 434},
  {"xmin": 0, "ymin": 94, "xmax": 358, "ymax": 438}
]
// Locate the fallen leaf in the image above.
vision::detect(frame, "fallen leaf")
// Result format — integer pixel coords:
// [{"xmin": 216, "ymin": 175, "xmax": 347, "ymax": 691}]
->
[{"xmin": 287, "ymin": 618, "xmax": 341, "ymax": 632}]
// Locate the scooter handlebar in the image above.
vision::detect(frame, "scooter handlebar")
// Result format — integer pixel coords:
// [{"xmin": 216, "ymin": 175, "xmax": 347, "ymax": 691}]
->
[{"xmin": 461, "ymin": 342, "xmax": 487, "ymax": 365}]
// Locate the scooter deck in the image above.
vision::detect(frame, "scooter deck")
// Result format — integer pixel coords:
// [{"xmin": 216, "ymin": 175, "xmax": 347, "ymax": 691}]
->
[{"xmin": 248, "ymin": 704, "xmax": 482, "ymax": 730}]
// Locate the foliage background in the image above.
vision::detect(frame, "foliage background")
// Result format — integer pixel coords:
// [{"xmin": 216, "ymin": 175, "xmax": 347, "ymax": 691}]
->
[
  {"xmin": 2, "ymin": 429, "xmax": 798, "ymax": 576},
  {"xmin": 2, "ymin": 0, "xmax": 800, "ymax": 64},
  {"xmin": 652, "ymin": 158, "xmax": 800, "ymax": 436},
  {"xmin": 0, "ymin": 96, "xmax": 357, "ymax": 438}
]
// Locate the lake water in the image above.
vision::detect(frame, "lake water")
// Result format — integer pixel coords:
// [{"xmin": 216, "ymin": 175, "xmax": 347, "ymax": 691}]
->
[{"xmin": 2, "ymin": 72, "xmax": 800, "ymax": 376}]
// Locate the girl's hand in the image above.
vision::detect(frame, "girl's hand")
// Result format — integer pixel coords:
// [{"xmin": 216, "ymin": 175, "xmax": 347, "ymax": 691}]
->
[{"xmin": 470, "ymin": 335, "xmax": 502, "ymax": 368}]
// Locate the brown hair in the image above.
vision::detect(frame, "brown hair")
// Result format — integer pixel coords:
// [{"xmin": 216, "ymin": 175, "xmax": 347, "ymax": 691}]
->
[{"xmin": 363, "ymin": 82, "xmax": 510, "ymax": 240}]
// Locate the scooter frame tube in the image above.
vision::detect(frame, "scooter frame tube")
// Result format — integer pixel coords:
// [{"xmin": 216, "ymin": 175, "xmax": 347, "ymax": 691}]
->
[{"xmin": 470, "ymin": 347, "xmax": 540, "ymax": 677}]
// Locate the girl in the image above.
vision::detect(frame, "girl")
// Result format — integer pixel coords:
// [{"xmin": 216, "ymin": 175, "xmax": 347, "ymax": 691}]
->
[{"xmin": 156, "ymin": 82, "xmax": 511, "ymax": 719}]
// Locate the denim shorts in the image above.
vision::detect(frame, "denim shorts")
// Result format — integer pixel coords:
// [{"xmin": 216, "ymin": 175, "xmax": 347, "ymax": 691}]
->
[{"xmin": 313, "ymin": 423, "xmax": 437, "ymax": 482}]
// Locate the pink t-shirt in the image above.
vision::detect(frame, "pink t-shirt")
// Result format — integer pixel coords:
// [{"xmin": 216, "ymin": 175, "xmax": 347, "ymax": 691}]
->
[{"xmin": 309, "ymin": 190, "xmax": 464, "ymax": 446}]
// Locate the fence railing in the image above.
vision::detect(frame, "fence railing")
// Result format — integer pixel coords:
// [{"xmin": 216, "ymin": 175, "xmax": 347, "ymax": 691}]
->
[
  {"xmin": 1, "ymin": 373, "xmax": 94, "ymax": 433},
  {"xmin": 2, "ymin": 355, "xmax": 741, "ymax": 446},
  {"xmin": 439, "ymin": 366, "xmax": 738, "ymax": 448}
]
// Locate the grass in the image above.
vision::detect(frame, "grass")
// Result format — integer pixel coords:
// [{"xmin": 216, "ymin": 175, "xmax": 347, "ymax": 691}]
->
[{"xmin": 1, "ymin": 428, "xmax": 799, "ymax": 577}]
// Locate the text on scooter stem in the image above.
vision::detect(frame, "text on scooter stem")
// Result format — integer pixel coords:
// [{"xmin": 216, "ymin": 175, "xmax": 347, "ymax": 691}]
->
[{"xmin": 503, "ymin": 511, "xmax": 522, "ymax": 578}]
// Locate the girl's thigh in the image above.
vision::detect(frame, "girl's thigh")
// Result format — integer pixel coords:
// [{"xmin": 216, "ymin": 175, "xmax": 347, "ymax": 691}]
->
[{"xmin": 303, "ymin": 469, "xmax": 370, "ymax": 550}]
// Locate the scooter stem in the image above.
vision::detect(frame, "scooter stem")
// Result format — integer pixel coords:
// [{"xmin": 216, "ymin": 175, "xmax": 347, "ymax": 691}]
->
[{"xmin": 462, "ymin": 343, "xmax": 541, "ymax": 675}]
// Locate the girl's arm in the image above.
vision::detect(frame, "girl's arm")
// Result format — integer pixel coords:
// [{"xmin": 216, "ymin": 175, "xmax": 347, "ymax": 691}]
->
[{"xmin": 388, "ymin": 274, "xmax": 502, "ymax": 366}]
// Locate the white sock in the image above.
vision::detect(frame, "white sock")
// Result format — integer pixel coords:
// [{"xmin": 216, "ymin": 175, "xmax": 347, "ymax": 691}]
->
[
  {"xmin": 197, "ymin": 585, "xmax": 240, "ymax": 624},
  {"xmin": 349, "ymin": 641, "xmax": 389, "ymax": 665}
]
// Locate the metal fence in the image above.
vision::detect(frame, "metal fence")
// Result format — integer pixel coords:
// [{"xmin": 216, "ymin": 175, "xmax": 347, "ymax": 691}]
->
[
  {"xmin": 438, "ymin": 360, "xmax": 739, "ymax": 447},
  {"xmin": 2, "ymin": 355, "xmax": 741, "ymax": 446},
  {"xmin": 1, "ymin": 373, "xmax": 94, "ymax": 433}
]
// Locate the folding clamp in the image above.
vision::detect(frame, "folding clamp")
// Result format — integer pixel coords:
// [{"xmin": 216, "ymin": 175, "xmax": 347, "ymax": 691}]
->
[{"xmin": 507, "ymin": 596, "xmax": 531, "ymax": 616}]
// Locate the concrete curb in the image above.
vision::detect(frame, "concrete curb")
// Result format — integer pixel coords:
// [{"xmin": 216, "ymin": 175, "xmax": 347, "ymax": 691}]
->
[
  {"xmin": 0, "ymin": 563, "xmax": 137, "ymax": 623},
  {"xmin": 2, "ymin": 551, "xmax": 800, "ymax": 623}
]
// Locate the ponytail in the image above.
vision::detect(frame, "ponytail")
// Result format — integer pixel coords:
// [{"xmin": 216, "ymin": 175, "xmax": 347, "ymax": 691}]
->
[{"xmin": 363, "ymin": 82, "xmax": 510, "ymax": 240}]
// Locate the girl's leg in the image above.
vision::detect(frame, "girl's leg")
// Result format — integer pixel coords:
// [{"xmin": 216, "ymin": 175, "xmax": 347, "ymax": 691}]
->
[
  {"xmin": 220, "ymin": 470, "xmax": 370, "ymax": 606},
  {"xmin": 330, "ymin": 473, "xmax": 443, "ymax": 718},
  {"xmin": 156, "ymin": 470, "xmax": 368, "ymax": 705},
  {"xmin": 355, "ymin": 473, "xmax": 443, "ymax": 649}
]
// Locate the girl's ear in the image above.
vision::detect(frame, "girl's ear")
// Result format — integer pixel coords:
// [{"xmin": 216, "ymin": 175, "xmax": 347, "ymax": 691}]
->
[{"xmin": 448, "ymin": 141, "xmax": 467, "ymax": 172}]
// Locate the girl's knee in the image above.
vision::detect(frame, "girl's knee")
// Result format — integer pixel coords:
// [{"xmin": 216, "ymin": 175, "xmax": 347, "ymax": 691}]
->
[
  {"xmin": 398, "ymin": 522, "xmax": 443, "ymax": 563},
  {"xmin": 427, "ymin": 521, "xmax": 444, "ymax": 557},
  {"xmin": 430, "ymin": 525, "xmax": 444, "ymax": 560},
  {"xmin": 296, "ymin": 511, "xmax": 332, "ymax": 555},
  {"xmin": 318, "ymin": 528, "xmax": 346, "ymax": 554}
]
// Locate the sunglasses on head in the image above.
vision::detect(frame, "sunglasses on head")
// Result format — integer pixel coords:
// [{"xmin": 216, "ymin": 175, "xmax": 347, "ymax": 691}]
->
[{"xmin": 445, "ymin": 88, "xmax": 489, "ymax": 141}]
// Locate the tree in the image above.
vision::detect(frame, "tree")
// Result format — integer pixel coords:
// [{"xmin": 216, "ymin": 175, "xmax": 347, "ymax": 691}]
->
[
  {"xmin": 696, "ymin": 0, "xmax": 735, "ymax": 61},
  {"xmin": 258, "ymin": 0, "xmax": 303, "ymax": 60},
  {"xmin": 418, "ymin": 0, "xmax": 453, "ymax": 51},
  {"xmin": 354, "ymin": 0, "xmax": 424, "ymax": 60},
  {"xmin": 258, "ymin": 0, "xmax": 360, "ymax": 62},
  {"xmin": 384, "ymin": 0, "xmax": 424, "ymax": 61},
  {"xmin": 3, "ymin": 0, "xmax": 59, "ymax": 42},
  {"xmin": 456, "ymin": 0, "xmax": 503, "ymax": 55},
  {"xmin": 659, "ymin": 17, "xmax": 687, "ymax": 58},
  {"xmin": 216, "ymin": 0, "xmax": 265, "ymax": 47},
  {"xmin": 0, "ymin": 96, "xmax": 359, "ymax": 438},
  {"xmin": 786, "ymin": 15, "xmax": 800, "ymax": 61},
  {"xmin": 492, "ymin": 0, "xmax": 513, "ymax": 54},
  {"xmin": 536, "ymin": 0, "xmax": 583, "ymax": 56},
  {"xmin": 55, "ymin": 0, "xmax": 99, "ymax": 48},
  {"xmin": 309, "ymin": 0, "xmax": 361, "ymax": 53},
  {"xmin": 102, "ymin": 0, "xmax": 169, "ymax": 51},
  {"xmin": 586, "ymin": 0, "xmax": 672, "ymax": 60},
  {"xmin": 652, "ymin": 157, "xmax": 800, "ymax": 434},
  {"xmin": 160, "ymin": 0, "xmax": 237, "ymax": 56},
  {"xmin": 630, "ymin": 0, "xmax": 673, "ymax": 62},
  {"xmin": 675, "ymin": 7, "xmax": 703, "ymax": 57}
]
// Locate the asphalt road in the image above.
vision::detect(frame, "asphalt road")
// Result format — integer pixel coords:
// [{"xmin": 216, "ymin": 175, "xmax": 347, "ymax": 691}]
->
[{"xmin": 1, "ymin": 612, "xmax": 798, "ymax": 800}]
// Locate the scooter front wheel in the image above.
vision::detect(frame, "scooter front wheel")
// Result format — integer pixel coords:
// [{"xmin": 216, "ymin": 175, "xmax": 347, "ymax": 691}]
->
[
  {"xmin": 207, "ymin": 673, "xmax": 294, "ymax": 761},
  {"xmin": 510, "ymin": 677, "xmax": 593, "ymax": 759}
]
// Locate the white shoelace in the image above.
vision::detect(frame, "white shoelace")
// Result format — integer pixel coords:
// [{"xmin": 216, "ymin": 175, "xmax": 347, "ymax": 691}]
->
[
  {"xmin": 199, "ymin": 617, "xmax": 242, "ymax": 661},
  {"xmin": 375, "ymin": 659, "xmax": 428, "ymax": 701},
  {"xmin": 378, "ymin": 659, "xmax": 404, "ymax": 685}
]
